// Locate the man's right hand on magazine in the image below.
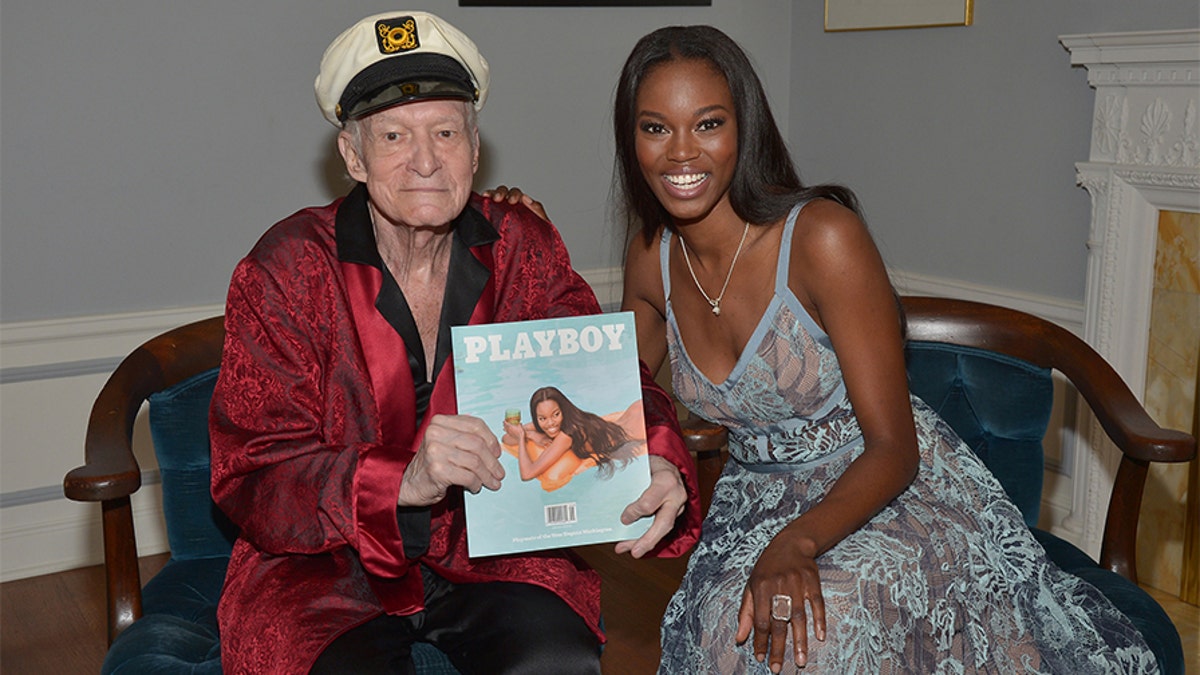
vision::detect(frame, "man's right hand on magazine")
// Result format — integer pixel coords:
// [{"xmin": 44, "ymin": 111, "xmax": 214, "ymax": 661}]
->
[{"xmin": 398, "ymin": 415, "xmax": 506, "ymax": 507}]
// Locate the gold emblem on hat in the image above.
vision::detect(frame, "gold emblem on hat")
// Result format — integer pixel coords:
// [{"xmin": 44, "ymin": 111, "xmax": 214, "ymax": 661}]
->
[{"xmin": 376, "ymin": 18, "xmax": 418, "ymax": 54}]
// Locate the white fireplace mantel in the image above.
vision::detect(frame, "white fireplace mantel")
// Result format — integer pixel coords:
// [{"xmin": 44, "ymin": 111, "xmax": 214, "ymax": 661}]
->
[{"xmin": 1058, "ymin": 30, "xmax": 1199, "ymax": 558}]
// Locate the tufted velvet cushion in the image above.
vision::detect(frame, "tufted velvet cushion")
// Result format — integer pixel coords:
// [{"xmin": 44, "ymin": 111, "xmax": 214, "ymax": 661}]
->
[
  {"xmin": 146, "ymin": 369, "xmax": 236, "ymax": 561},
  {"xmin": 905, "ymin": 342, "xmax": 1051, "ymax": 526},
  {"xmin": 906, "ymin": 340, "xmax": 1184, "ymax": 675},
  {"xmin": 102, "ymin": 368, "xmax": 460, "ymax": 674}
]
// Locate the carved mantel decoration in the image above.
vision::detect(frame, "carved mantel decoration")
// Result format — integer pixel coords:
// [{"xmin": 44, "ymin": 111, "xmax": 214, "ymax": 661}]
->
[{"xmin": 1059, "ymin": 30, "xmax": 1199, "ymax": 582}]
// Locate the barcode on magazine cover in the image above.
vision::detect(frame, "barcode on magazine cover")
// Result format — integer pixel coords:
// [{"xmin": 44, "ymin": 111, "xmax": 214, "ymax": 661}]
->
[{"xmin": 545, "ymin": 503, "xmax": 578, "ymax": 526}]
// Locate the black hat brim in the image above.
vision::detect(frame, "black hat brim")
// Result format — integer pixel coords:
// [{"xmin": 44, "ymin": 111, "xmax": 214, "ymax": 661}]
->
[{"xmin": 338, "ymin": 53, "xmax": 476, "ymax": 121}]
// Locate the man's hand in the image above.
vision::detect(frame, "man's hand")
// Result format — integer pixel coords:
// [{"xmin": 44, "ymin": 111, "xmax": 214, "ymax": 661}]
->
[
  {"xmin": 614, "ymin": 455, "xmax": 687, "ymax": 558},
  {"xmin": 483, "ymin": 185, "xmax": 549, "ymax": 222},
  {"xmin": 398, "ymin": 414, "xmax": 506, "ymax": 507}
]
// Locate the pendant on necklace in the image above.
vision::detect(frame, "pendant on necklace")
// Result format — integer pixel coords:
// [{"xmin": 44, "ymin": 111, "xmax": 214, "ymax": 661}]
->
[{"xmin": 680, "ymin": 220, "xmax": 751, "ymax": 320}]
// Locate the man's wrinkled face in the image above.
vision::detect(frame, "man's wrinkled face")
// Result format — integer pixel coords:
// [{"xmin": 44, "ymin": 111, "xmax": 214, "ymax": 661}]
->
[{"xmin": 339, "ymin": 98, "xmax": 479, "ymax": 231}]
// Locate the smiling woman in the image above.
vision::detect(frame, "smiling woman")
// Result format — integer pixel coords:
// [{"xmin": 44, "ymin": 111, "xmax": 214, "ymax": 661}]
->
[
  {"xmin": 612, "ymin": 23, "xmax": 1168, "ymax": 674},
  {"xmin": 502, "ymin": 386, "xmax": 645, "ymax": 489},
  {"xmin": 633, "ymin": 59, "xmax": 740, "ymax": 229}
]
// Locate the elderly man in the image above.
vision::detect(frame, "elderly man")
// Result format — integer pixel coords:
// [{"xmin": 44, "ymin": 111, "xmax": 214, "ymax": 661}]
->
[{"xmin": 209, "ymin": 11, "xmax": 701, "ymax": 674}]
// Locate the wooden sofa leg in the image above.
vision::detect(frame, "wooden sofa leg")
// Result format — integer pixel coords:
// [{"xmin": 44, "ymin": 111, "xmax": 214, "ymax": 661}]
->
[
  {"xmin": 1100, "ymin": 456, "xmax": 1148, "ymax": 585},
  {"xmin": 102, "ymin": 497, "xmax": 143, "ymax": 645}
]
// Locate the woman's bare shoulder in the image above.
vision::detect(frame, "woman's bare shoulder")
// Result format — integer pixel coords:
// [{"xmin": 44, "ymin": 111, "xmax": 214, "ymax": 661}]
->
[
  {"xmin": 791, "ymin": 199, "xmax": 876, "ymax": 265},
  {"xmin": 795, "ymin": 197, "xmax": 864, "ymax": 236},
  {"xmin": 624, "ymin": 227, "xmax": 664, "ymax": 267}
]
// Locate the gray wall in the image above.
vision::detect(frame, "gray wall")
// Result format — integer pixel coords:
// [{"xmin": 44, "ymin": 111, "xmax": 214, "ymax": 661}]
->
[
  {"xmin": 788, "ymin": 2, "xmax": 1200, "ymax": 302},
  {"xmin": 2, "ymin": 1, "xmax": 1197, "ymax": 323},
  {"xmin": 0, "ymin": 0, "xmax": 791, "ymax": 322}
]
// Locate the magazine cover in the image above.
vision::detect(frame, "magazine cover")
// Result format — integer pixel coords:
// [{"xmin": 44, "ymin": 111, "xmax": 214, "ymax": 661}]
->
[{"xmin": 452, "ymin": 312, "xmax": 652, "ymax": 557}]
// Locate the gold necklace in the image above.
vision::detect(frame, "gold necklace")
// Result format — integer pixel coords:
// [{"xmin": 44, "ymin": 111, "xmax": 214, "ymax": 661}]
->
[{"xmin": 678, "ymin": 221, "xmax": 750, "ymax": 316}]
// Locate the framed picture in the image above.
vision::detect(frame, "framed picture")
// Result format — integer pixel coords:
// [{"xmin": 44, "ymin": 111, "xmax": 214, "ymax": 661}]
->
[
  {"xmin": 461, "ymin": 1, "xmax": 709, "ymax": 5},
  {"xmin": 825, "ymin": 0, "xmax": 973, "ymax": 32}
]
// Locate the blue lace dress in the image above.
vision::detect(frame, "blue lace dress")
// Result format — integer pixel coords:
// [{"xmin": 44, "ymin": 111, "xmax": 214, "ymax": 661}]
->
[{"xmin": 657, "ymin": 202, "xmax": 1158, "ymax": 674}]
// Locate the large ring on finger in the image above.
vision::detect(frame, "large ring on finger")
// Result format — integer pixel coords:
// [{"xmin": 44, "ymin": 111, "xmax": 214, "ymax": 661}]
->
[{"xmin": 770, "ymin": 594, "xmax": 793, "ymax": 622}]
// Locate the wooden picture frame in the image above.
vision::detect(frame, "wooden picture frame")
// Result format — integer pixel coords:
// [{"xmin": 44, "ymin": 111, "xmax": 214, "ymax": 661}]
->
[
  {"xmin": 825, "ymin": 0, "xmax": 973, "ymax": 32},
  {"xmin": 461, "ymin": 1, "xmax": 709, "ymax": 6}
]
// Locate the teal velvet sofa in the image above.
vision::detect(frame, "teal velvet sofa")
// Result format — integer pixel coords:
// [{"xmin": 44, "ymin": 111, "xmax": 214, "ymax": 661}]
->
[{"xmin": 65, "ymin": 297, "xmax": 1196, "ymax": 673}]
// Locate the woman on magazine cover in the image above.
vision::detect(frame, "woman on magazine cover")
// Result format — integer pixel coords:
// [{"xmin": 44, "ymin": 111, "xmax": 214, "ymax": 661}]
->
[{"xmin": 502, "ymin": 387, "xmax": 645, "ymax": 491}]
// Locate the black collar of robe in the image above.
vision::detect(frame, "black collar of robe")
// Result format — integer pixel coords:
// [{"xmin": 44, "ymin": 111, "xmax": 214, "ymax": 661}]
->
[{"xmin": 334, "ymin": 183, "xmax": 498, "ymax": 424}]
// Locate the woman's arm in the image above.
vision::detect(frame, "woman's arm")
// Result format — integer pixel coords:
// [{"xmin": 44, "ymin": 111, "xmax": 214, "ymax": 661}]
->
[
  {"xmin": 781, "ymin": 199, "xmax": 918, "ymax": 566},
  {"xmin": 737, "ymin": 199, "xmax": 920, "ymax": 669},
  {"xmin": 621, "ymin": 230, "xmax": 670, "ymax": 374},
  {"xmin": 488, "ymin": 193, "xmax": 700, "ymax": 556},
  {"xmin": 614, "ymin": 229, "xmax": 702, "ymax": 558},
  {"xmin": 522, "ymin": 422, "xmax": 553, "ymax": 447}
]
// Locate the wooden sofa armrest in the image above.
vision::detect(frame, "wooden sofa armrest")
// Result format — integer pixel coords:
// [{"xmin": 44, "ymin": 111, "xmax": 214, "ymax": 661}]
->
[
  {"xmin": 63, "ymin": 349, "xmax": 162, "ymax": 644},
  {"xmin": 1039, "ymin": 325, "xmax": 1194, "ymax": 466},
  {"xmin": 680, "ymin": 413, "xmax": 728, "ymax": 517},
  {"xmin": 901, "ymin": 297, "xmax": 1195, "ymax": 465},
  {"xmin": 982, "ymin": 308, "xmax": 1193, "ymax": 581},
  {"xmin": 62, "ymin": 316, "xmax": 225, "ymax": 644},
  {"xmin": 1103, "ymin": 456, "xmax": 1153, "ymax": 582},
  {"xmin": 681, "ymin": 412, "xmax": 727, "ymax": 459},
  {"xmin": 64, "ymin": 350, "xmax": 156, "ymax": 502},
  {"xmin": 901, "ymin": 296, "xmax": 1196, "ymax": 584}
]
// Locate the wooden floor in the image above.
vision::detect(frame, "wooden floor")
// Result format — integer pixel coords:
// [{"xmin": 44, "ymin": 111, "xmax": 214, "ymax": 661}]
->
[
  {"xmin": 2, "ymin": 554, "xmax": 172, "ymax": 674},
  {"xmin": 3, "ymin": 550, "xmax": 1196, "ymax": 674},
  {"xmin": 1141, "ymin": 584, "xmax": 1200, "ymax": 672},
  {"xmin": 0, "ymin": 548, "xmax": 686, "ymax": 674}
]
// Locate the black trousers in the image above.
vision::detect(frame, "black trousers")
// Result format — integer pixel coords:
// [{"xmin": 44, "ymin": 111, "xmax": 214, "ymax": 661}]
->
[{"xmin": 310, "ymin": 566, "xmax": 602, "ymax": 675}]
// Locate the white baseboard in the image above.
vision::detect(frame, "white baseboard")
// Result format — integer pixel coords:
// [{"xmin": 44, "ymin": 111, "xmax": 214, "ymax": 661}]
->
[
  {"xmin": 0, "ymin": 270, "xmax": 1083, "ymax": 581},
  {"xmin": 0, "ymin": 487, "xmax": 168, "ymax": 583}
]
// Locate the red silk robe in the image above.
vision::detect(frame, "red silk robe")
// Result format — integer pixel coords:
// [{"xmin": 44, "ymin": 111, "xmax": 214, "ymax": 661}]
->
[{"xmin": 210, "ymin": 189, "xmax": 701, "ymax": 673}]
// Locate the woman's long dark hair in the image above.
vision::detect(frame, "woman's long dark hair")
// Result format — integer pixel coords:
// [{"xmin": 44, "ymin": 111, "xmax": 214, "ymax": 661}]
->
[
  {"xmin": 530, "ymin": 387, "xmax": 631, "ymax": 478},
  {"xmin": 614, "ymin": 25, "xmax": 862, "ymax": 243}
]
